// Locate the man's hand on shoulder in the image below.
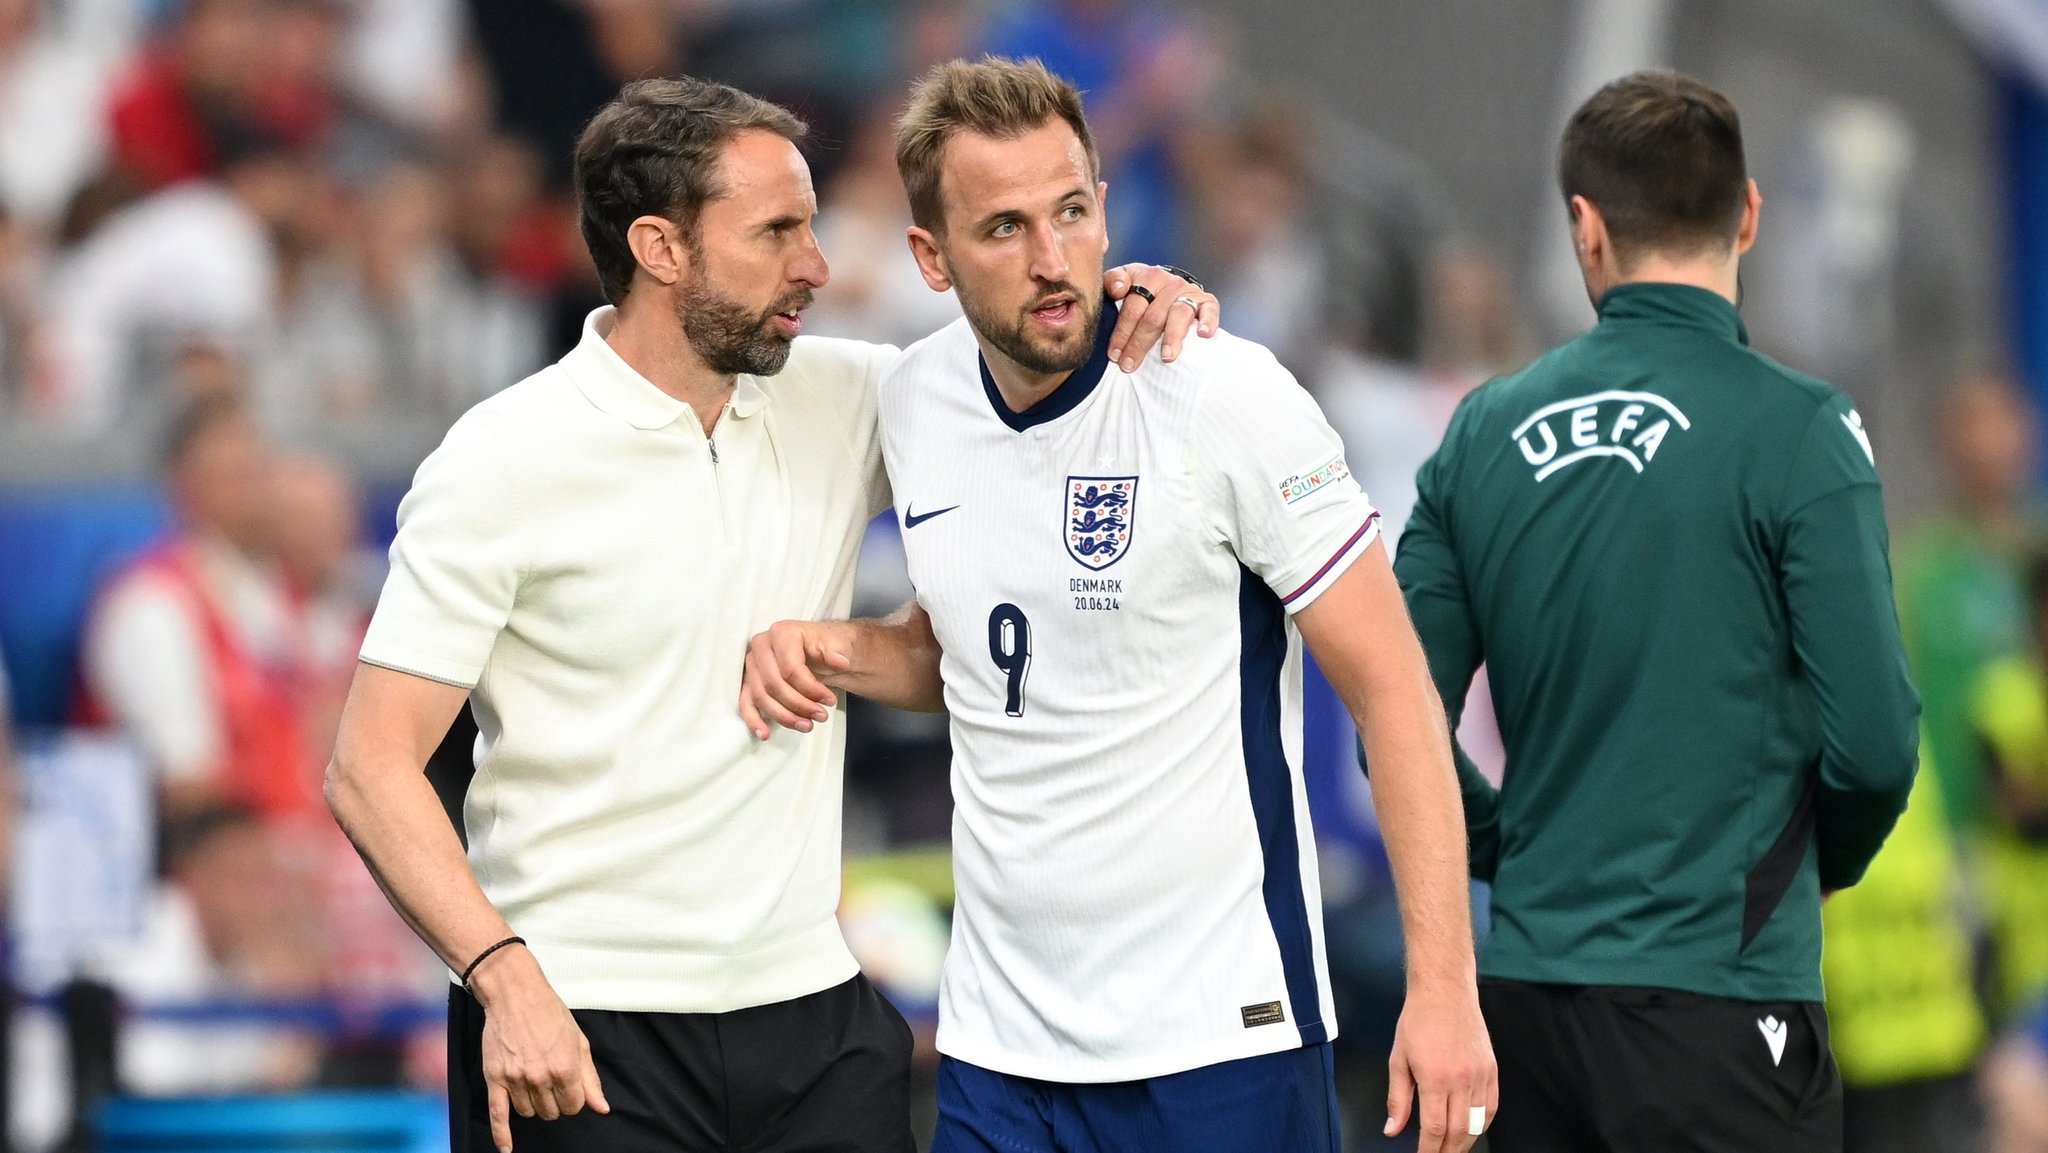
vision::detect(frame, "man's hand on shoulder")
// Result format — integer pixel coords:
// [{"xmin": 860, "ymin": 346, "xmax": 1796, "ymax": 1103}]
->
[{"xmin": 1103, "ymin": 264, "xmax": 1221, "ymax": 372}]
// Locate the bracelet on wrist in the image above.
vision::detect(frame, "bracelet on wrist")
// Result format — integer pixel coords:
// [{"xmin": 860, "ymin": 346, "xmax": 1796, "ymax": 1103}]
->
[{"xmin": 460, "ymin": 935, "xmax": 527, "ymax": 989}]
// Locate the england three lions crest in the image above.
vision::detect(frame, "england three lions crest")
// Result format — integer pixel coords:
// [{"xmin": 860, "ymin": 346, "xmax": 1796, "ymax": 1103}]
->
[{"xmin": 1065, "ymin": 476, "xmax": 1137, "ymax": 570}]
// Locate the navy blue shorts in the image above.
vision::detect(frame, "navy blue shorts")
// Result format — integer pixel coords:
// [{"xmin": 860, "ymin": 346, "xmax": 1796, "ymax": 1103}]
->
[{"xmin": 931, "ymin": 1043, "xmax": 1341, "ymax": 1153}]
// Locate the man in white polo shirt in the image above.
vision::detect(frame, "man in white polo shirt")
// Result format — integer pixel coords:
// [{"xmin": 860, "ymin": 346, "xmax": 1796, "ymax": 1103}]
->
[{"xmin": 323, "ymin": 76, "xmax": 1213, "ymax": 1153}]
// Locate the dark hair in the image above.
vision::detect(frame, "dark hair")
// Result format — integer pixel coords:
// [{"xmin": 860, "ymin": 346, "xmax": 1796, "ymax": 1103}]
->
[
  {"xmin": 574, "ymin": 77, "xmax": 808, "ymax": 305},
  {"xmin": 1558, "ymin": 70, "xmax": 1747, "ymax": 266},
  {"xmin": 895, "ymin": 56, "xmax": 1100, "ymax": 233}
]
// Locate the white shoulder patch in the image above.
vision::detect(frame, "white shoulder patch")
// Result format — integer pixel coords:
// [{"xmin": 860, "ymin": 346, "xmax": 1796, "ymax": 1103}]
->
[{"xmin": 1841, "ymin": 409, "xmax": 1875, "ymax": 466}]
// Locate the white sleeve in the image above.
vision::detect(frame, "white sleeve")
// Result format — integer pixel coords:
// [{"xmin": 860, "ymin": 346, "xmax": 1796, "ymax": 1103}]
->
[
  {"xmin": 1196, "ymin": 347, "xmax": 1382, "ymax": 613},
  {"xmin": 358, "ymin": 416, "xmax": 526, "ymax": 687},
  {"xmin": 84, "ymin": 575, "xmax": 221, "ymax": 781}
]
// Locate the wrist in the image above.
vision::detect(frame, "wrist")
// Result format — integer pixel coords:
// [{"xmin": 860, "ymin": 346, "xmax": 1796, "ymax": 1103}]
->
[
  {"xmin": 462, "ymin": 938, "xmax": 535, "ymax": 1008},
  {"xmin": 822, "ymin": 620, "xmax": 867, "ymax": 685},
  {"xmin": 1404, "ymin": 958, "xmax": 1478, "ymax": 1000}
]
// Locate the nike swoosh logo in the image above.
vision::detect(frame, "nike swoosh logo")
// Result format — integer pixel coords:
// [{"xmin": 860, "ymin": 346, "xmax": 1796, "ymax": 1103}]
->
[{"xmin": 903, "ymin": 504, "xmax": 960, "ymax": 528}]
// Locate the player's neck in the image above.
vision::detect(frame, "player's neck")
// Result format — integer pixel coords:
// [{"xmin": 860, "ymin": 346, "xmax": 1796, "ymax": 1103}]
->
[
  {"xmin": 607, "ymin": 295, "xmax": 738, "ymax": 437},
  {"xmin": 978, "ymin": 340, "xmax": 1077, "ymax": 415},
  {"xmin": 1608, "ymin": 253, "xmax": 1741, "ymax": 306}
]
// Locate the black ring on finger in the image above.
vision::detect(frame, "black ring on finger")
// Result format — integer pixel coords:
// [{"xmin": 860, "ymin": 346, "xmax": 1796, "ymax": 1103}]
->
[{"xmin": 1126, "ymin": 284, "xmax": 1156, "ymax": 304}]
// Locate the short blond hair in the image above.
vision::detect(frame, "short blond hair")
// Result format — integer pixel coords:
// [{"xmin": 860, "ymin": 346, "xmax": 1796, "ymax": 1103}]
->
[{"xmin": 895, "ymin": 55, "xmax": 1100, "ymax": 232}]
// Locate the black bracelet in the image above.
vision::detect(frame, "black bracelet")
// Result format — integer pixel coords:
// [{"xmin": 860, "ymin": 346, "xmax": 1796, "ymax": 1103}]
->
[
  {"xmin": 1159, "ymin": 264, "xmax": 1204, "ymax": 290},
  {"xmin": 460, "ymin": 935, "xmax": 526, "ymax": 989}
]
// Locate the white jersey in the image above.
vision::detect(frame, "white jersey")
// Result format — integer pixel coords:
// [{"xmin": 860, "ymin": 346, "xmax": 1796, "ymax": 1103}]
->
[{"xmin": 879, "ymin": 307, "xmax": 1381, "ymax": 1082}]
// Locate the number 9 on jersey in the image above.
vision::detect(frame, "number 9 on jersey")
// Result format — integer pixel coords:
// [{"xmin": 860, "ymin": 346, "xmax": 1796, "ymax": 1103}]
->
[{"xmin": 987, "ymin": 604, "xmax": 1032, "ymax": 718}]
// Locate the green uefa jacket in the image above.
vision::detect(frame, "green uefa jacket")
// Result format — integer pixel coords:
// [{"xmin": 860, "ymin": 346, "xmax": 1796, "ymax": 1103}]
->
[{"xmin": 1394, "ymin": 282, "xmax": 1920, "ymax": 1002}]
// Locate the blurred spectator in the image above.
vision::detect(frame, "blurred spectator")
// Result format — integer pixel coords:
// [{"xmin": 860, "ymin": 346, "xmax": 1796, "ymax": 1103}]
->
[
  {"xmin": 805, "ymin": 111, "xmax": 961, "ymax": 348},
  {"xmin": 105, "ymin": 0, "xmax": 276, "ymax": 190},
  {"xmin": 1898, "ymin": 373, "xmax": 2048, "ymax": 840},
  {"xmin": 1184, "ymin": 103, "xmax": 1323, "ymax": 369},
  {"xmin": 1823, "ymin": 739, "xmax": 1991, "ymax": 1153},
  {"xmin": 42, "ymin": 124, "xmax": 319, "ymax": 432},
  {"xmin": 339, "ymin": 0, "xmax": 478, "ymax": 141},
  {"xmin": 0, "ymin": 0, "xmax": 126, "ymax": 229},
  {"xmin": 1966, "ymin": 551, "xmax": 2048, "ymax": 1017},
  {"xmin": 266, "ymin": 453, "xmax": 438, "ymax": 1071},
  {"xmin": 1420, "ymin": 247, "xmax": 1537, "ymax": 384},
  {"xmin": 263, "ymin": 155, "xmax": 543, "ymax": 434},
  {"xmin": 444, "ymin": 136, "xmax": 555, "ymax": 378},
  {"xmin": 105, "ymin": 804, "xmax": 325, "ymax": 1095},
  {"xmin": 76, "ymin": 394, "xmax": 314, "ymax": 825},
  {"xmin": 980, "ymin": 0, "xmax": 1222, "ymax": 263},
  {"xmin": 0, "ymin": 200, "xmax": 51, "ymax": 419},
  {"xmin": 256, "ymin": 0, "xmax": 345, "ymax": 154},
  {"xmin": 1985, "ymin": 1001, "xmax": 2048, "ymax": 1153},
  {"xmin": 1315, "ymin": 250, "xmax": 1519, "ymax": 545},
  {"xmin": 268, "ymin": 453, "xmax": 365, "ymax": 757}
]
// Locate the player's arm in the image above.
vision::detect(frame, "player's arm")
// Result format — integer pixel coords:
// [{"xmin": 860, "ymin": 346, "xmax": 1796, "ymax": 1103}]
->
[
  {"xmin": 1102, "ymin": 263, "xmax": 1220, "ymax": 371},
  {"xmin": 1389, "ymin": 437, "xmax": 1501, "ymax": 881},
  {"xmin": 1295, "ymin": 547, "xmax": 1496, "ymax": 1153},
  {"xmin": 1778, "ymin": 402, "xmax": 1919, "ymax": 892},
  {"xmin": 327, "ymin": 666, "xmax": 607, "ymax": 1152},
  {"xmin": 1203, "ymin": 350, "xmax": 1492, "ymax": 1152},
  {"xmin": 740, "ymin": 600, "xmax": 944, "ymax": 739}
]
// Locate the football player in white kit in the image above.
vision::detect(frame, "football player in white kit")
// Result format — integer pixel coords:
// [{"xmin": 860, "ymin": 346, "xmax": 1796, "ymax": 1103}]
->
[{"xmin": 740, "ymin": 58, "xmax": 1495, "ymax": 1153}]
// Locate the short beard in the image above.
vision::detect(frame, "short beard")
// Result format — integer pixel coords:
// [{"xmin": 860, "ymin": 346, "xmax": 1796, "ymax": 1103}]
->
[
  {"xmin": 674, "ymin": 258, "xmax": 810, "ymax": 378},
  {"xmin": 960, "ymin": 283, "xmax": 1100, "ymax": 376}
]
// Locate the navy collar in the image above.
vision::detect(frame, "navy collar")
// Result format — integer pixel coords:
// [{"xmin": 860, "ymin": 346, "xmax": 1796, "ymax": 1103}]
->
[
  {"xmin": 979, "ymin": 294, "xmax": 1116, "ymax": 432},
  {"xmin": 1595, "ymin": 281, "xmax": 1749, "ymax": 346}
]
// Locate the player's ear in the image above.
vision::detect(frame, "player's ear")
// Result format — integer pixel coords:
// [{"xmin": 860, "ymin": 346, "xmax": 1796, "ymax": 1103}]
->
[
  {"xmin": 906, "ymin": 225, "xmax": 953, "ymax": 293},
  {"xmin": 628, "ymin": 215, "xmax": 688, "ymax": 288},
  {"xmin": 1568, "ymin": 195, "xmax": 1606, "ymax": 268},
  {"xmin": 1735, "ymin": 179, "xmax": 1761, "ymax": 256},
  {"xmin": 1096, "ymin": 180, "xmax": 1110, "ymax": 254}
]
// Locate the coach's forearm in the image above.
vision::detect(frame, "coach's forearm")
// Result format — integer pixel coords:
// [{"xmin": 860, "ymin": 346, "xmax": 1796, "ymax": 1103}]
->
[
  {"xmin": 829, "ymin": 602, "xmax": 945, "ymax": 712},
  {"xmin": 325, "ymin": 669, "xmax": 523, "ymax": 985},
  {"xmin": 327, "ymin": 749, "xmax": 515, "ymax": 979}
]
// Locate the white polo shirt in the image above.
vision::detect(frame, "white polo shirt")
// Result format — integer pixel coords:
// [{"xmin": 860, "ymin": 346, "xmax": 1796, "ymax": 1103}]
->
[{"xmin": 359, "ymin": 308, "xmax": 895, "ymax": 1014}]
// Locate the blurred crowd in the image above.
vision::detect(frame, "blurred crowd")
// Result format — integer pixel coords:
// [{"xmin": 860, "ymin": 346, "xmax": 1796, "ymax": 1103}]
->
[{"xmin": 0, "ymin": 0, "xmax": 2044, "ymax": 1149}]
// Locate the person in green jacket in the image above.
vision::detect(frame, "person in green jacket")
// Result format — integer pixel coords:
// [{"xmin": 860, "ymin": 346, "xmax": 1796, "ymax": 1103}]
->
[
  {"xmin": 1896, "ymin": 375, "xmax": 2045, "ymax": 840},
  {"xmin": 1393, "ymin": 70, "xmax": 1919, "ymax": 1152}
]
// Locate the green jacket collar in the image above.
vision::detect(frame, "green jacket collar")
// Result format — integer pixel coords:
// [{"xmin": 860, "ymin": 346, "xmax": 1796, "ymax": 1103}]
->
[{"xmin": 1595, "ymin": 281, "xmax": 1748, "ymax": 345}]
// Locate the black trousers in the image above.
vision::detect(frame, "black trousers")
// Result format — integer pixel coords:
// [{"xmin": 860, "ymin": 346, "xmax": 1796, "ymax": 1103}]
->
[
  {"xmin": 449, "ymin": 974, "xmax": 915, "ymax": 1153},
  {"xmin": 1479, "ymin": 978, "xmax": 1843, "ymax": 1153}
]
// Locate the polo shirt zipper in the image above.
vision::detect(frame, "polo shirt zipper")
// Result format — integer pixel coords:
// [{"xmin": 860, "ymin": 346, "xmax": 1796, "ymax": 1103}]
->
[{"xmin": 708, "ymin": 404, "xmax": 730, "ymax": 544}]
